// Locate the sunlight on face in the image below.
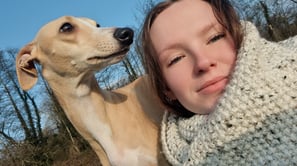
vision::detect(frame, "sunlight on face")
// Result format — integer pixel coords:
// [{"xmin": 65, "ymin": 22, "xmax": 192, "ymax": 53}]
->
[{"xmin": 150, "ymin": 0, "xmax": 236, "ymax": 114}]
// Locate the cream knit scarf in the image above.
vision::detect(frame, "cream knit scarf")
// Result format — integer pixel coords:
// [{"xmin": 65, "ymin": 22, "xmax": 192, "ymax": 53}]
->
[{"xmin": 161, "ymin": 22, "xmax": 297, "ymax": 165}]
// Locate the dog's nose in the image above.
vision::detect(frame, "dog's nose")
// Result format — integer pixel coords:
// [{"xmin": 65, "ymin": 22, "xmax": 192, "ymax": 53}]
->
[{"xmin": 114, "ymin": 28, "xmax": 134, "ymax": 45}]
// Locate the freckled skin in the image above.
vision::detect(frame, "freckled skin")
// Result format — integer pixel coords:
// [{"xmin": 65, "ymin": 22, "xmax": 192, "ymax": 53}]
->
[{"xmin": 150, "ymin": 0, "xmax": 236, "ymax": 114}]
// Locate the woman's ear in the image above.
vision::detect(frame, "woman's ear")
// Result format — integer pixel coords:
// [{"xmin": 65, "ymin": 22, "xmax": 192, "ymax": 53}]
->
[{"xmin": 164, "ymin": 87, "xmax": 177, "ymax": 101}]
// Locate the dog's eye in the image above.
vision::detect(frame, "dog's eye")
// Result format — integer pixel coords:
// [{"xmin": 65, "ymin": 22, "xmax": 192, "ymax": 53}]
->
[
  {"xmin": 59, "ymin": 22, "xmax": 74, "ymax": 33},
  {"xmin": 96, "ymin": 23, "xmax": 100, "ymax": 28}
]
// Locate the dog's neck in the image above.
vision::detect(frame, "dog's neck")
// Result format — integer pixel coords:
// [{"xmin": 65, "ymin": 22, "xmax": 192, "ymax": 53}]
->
[
  {"xmin": 43, "ymin": 69, "xmax": 97, "ymax": 96},
  {"xmin": 43, "ymin": 71, "xmax": 158, "ymax": 165},
  {"xmin": 44, "ymin": 70, "xmax": 110, "ymax": 119},
  {"xmin": 44, "ymin": 70, "xmax": 110, "ymax": 135}
]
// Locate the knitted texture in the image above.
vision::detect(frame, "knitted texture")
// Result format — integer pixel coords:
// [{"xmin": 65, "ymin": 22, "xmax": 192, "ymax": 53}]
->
[{"xmin": 161, "ymin": 22, "xmax": 297, "ymax": 165}]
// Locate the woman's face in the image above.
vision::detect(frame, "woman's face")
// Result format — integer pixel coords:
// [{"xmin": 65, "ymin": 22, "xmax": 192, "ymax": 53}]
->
[{"xmin": 150, "ymin": 0, "xmax": 236, "ymax": 114}]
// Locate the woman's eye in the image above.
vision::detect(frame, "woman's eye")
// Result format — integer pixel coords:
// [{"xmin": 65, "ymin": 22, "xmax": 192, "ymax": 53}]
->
[
  {"xmin": 168, "ymin": 55, "xmax": 185, "ymax": 67},
  {"xmin": 208, "ymin": 33, "xmax": 226, "ymax": 44}
]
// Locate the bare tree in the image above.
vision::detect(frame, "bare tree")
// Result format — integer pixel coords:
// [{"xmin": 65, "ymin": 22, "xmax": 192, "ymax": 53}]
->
[
  {"xmin": 0, "ymin": 48, "xmax": 43, "ymax": 144},
  {"xmin": 95, "ymin": 51, "xmax": 144, "ymax": 90},
  {"xmin": 232, "ymin": 0, "xmax": 297, "ymax": 41},
  {"xmin": 122, "ymin": 52, "xmax": 144, "ymax": 82}
]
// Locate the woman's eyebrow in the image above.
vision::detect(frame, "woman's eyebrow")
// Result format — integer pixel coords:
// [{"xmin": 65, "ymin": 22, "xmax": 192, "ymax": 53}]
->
[{"xmin": 198, "ymin": 23, "xmax": 220, "ymax": 36}]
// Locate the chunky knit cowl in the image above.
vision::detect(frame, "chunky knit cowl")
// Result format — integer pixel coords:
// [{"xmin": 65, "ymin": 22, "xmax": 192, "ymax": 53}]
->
[{"xmin": 161, "ymin": 22, "xmax": 297, "ymax": 165}]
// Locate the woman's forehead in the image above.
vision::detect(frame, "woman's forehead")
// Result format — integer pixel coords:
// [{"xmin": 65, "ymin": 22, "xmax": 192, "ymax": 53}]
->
[{"xmin": 149, "ymin": 0, "xmax": 218, "ymax": 54}]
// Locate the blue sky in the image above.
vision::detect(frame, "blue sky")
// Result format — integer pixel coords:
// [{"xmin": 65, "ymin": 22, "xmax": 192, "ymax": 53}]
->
[{"xmin": 0, "ymin": 0, "xmax": 152, "ymax": 48}]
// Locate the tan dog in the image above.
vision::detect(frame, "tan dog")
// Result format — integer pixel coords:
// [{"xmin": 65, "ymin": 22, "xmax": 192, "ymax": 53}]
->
[{"xmin": 15, "ymin": 16, "xmax": 167, "ymax": 166}]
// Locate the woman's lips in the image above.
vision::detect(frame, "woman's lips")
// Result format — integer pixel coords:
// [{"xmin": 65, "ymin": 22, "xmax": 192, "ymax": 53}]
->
[{"xmin": 198, "ymin": 77, "xmax": 228, "ymax": 94}]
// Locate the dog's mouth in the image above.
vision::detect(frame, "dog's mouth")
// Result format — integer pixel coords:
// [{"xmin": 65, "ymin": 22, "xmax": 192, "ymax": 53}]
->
[{"xmin": 87, "ymin": 47, "xmax": 130, "ymax": 62}]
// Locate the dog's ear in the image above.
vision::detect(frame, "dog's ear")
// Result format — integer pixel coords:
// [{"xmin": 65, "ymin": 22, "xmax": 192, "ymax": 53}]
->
[{"xmin": 16, "ymin": 43, "xmax": 38, "ymax": 91}]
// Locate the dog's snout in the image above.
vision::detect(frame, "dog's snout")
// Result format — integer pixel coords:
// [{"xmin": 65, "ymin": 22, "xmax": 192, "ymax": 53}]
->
[{"xmin": 114, "ymin": 28, "xmax": 134, "ymax": 45}]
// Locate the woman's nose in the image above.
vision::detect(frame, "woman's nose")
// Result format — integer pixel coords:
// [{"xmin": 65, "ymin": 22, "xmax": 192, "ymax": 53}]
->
[{"xmin": 193, "ymin": 52, "xmax": 216, "ymax": 74}]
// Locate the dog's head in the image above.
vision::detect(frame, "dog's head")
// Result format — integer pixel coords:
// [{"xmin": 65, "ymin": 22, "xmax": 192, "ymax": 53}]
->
[{"xmin": 16, "ymin": 16, "xmax": 134, "ymax": 90}]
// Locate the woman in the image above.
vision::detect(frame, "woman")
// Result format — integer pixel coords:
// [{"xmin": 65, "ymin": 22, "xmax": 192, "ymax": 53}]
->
[{"xmin": 138, "ymin": 0, "xmax": 297, "ymax": 165}]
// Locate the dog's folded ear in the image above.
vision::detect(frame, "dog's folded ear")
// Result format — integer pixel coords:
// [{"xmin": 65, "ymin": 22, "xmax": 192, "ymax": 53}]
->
[{"xmin": 16, "ymin": 43, "xmax": 38, "ymax": 91}]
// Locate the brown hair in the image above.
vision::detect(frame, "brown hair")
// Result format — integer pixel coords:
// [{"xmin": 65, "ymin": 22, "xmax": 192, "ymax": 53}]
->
[{"xmin": 137, "ymin": 0, "xmax": 243, "ymax": 117}]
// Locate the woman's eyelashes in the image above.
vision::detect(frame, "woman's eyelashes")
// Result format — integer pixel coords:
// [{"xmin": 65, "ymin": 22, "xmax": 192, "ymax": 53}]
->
[
  {"xmin": 165, "ymin": 32, "xmax": 225, "ymax": 67},
  {"xmin": 168, "ymin": 55, "xmax": 185, "ymax": 67},
  {"xmin": 207, "ymin": 33, "xmax": 226, "ymax": 44}
]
